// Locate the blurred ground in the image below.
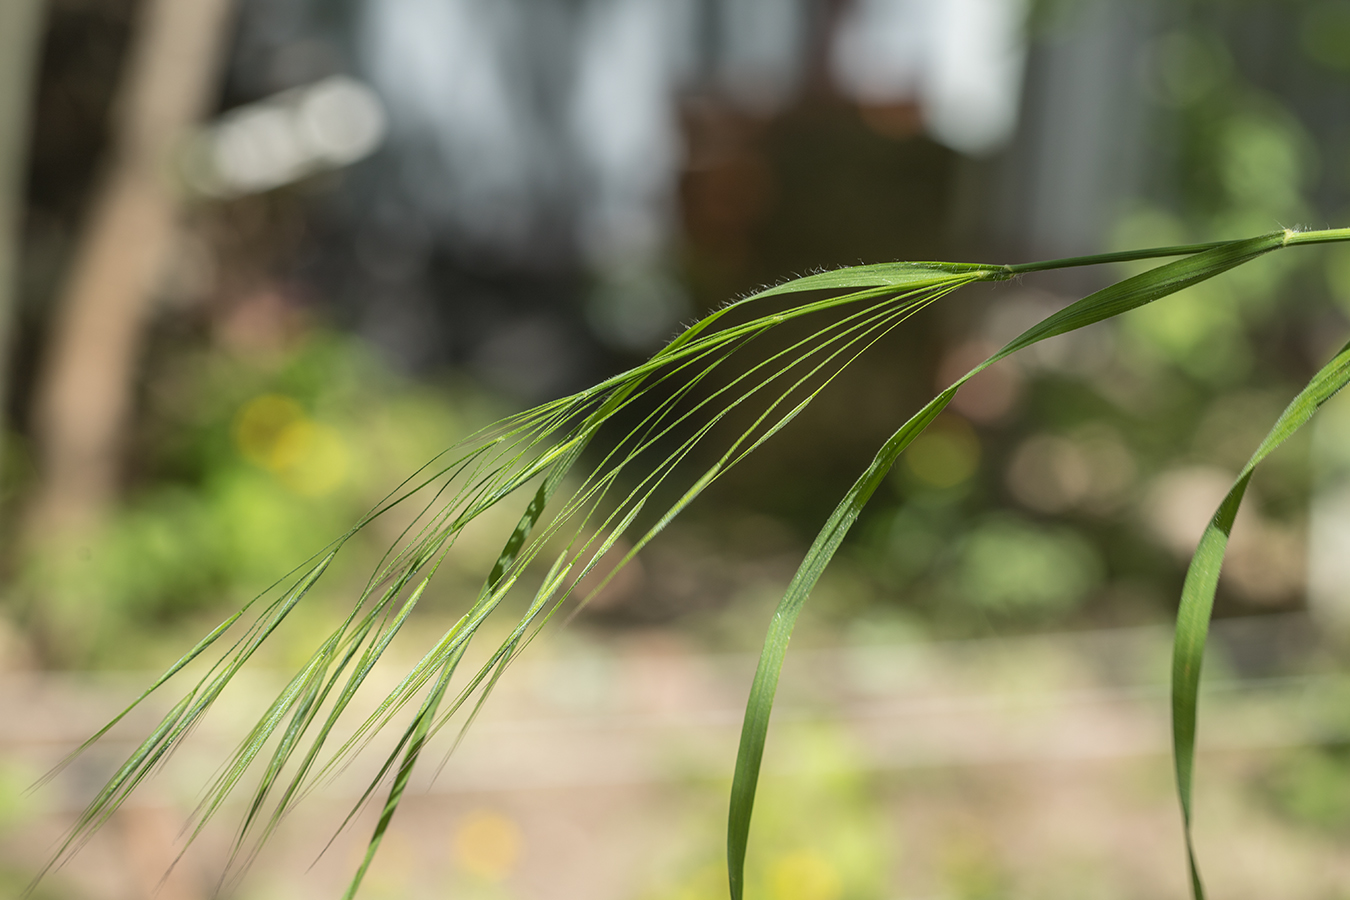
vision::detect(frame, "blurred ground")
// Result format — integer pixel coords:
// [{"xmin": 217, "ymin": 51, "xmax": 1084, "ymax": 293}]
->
[{"xmin": 6, "ymin": 614, "xmax": 1350, "ymax": 899}]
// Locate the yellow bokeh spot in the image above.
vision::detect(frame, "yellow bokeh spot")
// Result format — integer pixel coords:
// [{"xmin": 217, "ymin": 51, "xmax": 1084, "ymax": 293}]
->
[
  {"xmin": 768, "ymin": 851, "xmax": 840, "ymax": 900},
  {"xmin": 905, "ymin": 416, "xmax": 980, "ymax": 488},
  {"xmin": 232, "ymin": 394, "xmax": 349, "ymax": 496},
  {"xmin": 453, "ymin": 809, "xmax": 522, "ymax": 882},
  {"xmin": 272, "ymin": 420, "xmax": 349, "ymax": 496},
  {"xmin": 233, "ymin": 394, "xmax": 304, "ymax": 467}
]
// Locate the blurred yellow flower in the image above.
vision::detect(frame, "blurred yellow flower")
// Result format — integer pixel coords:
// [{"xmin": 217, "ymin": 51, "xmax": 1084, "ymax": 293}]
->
[
  {"xmin": 453, "ymin": 809, "xmax": 522, "ymax": 882},
  {"xmin": 232, "ymin": 393, "xmax": 349, "ymax": 496},
  {"xmin": 768, "ymin": 850, "xmax": 840, "ymax": 900}
]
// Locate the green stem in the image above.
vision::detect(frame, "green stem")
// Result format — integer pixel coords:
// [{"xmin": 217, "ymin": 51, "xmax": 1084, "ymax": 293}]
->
[
  {"xmin": 1004, "ymin": 240, "xmax": 1237, "ymax": 274},
  {"xmin": 1003, "ymin": 226, "xmax": 1350, "ymax": 276},
  {"xmin": 1283, "ymin": 226, "xmax": 1350, "ymax": 247}
]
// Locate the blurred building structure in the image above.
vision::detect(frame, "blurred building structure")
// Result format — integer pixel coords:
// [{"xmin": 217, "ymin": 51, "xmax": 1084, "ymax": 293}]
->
[{"xmin": 205, "ymin": 0, "xmax": 1033, "ymax": 398}]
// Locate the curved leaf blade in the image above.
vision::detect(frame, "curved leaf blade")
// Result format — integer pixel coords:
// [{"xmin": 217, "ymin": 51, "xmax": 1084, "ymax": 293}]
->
[{"xmin": 1172, "ymin": 337, "xmax": 1350, "ymax": 900}]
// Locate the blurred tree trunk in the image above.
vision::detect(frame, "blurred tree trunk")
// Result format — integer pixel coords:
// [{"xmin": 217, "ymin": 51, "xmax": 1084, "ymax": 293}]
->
[
  {"xmin": 27, "ymin": 0, "xmax": 234, "ymax": 537},
  {"xmin": 0, "ymin": 0, "xmax": 46, "ymax": 483}
]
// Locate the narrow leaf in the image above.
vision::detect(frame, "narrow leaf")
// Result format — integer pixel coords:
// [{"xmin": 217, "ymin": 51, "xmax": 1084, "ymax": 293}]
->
[{"xmin": 1172, "ymin": 337, "xmax": 1350, "ymax": 899}]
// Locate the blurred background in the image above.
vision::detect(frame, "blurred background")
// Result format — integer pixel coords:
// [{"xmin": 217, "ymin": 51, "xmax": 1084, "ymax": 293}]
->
[{"xmin": 6, "ymin": 0, "xmax": 1350, "ymax": 897}]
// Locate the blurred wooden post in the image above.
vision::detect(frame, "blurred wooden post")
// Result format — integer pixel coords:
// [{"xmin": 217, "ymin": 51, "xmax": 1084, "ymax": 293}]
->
[
  {"xmin": 27, "ymin": 0, "xmax": 234, "ymax": 536},
  {"xmin": 0, "ymin": 0, "xmax": 46, "ymax": 478}
]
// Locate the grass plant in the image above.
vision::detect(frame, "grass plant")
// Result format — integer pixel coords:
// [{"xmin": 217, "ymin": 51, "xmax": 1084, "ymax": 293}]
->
[{"xmin": 37, "ymin": 226, "xmax": 1350, "ymax": 899}]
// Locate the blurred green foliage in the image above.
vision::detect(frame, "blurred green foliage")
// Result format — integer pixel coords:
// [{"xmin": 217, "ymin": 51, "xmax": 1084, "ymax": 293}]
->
[
  {"xmin": 1257, "ymin": 677, "xmax": 1350, "ymax": 833},
  {"xmin": 12, "ymin": 334, "xmax": 500, "ymax": 667},
  {"xmin": 642, "ymin": 722, "xmax": 888, "ymax": 900},
  {"xmin": 1261, "ymin": 743, "xmax": 1350, "ymax": 833}
]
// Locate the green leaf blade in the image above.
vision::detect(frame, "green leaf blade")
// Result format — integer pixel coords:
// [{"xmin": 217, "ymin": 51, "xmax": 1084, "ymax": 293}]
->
[{"xmin": 1171, "ymin": 337, "xmax": 1350, "ymax": 900}]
